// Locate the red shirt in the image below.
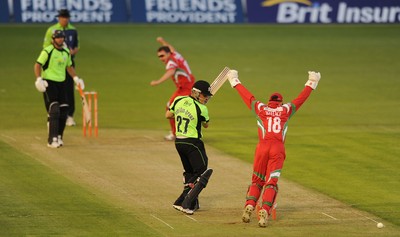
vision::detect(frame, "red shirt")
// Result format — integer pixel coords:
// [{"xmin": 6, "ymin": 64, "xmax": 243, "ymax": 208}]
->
[
  {"xmin": 165, "ymin": 51, "xmax": 195, "ymax": 90},
  {"xmin": 235, "ymin": 84, "xmax": 313, "ymax": 142}
]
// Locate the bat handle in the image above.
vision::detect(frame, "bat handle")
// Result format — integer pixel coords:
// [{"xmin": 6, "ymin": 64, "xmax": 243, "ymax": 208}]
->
[{"xmin": 77, "ymin": 84, "xmax": 85, "ymax": 97}]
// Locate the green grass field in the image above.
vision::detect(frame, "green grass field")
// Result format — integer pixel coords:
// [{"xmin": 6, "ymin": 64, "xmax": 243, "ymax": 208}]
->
[{"xmin": 0, "ymin": 24, "xmax": 399, "ymax": 236}]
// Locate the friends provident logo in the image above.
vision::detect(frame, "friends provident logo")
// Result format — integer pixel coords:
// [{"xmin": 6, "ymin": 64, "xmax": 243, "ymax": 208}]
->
[{"xmin": 262, "ymin": 0, "xmax": 312, "ymax": 7}]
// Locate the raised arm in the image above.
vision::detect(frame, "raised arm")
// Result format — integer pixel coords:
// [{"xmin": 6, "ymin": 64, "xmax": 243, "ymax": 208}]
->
[
  {"xmin": 156, "ymin": 37, "xmax": 176, "ymax": 53},
  {"xmin": 291, "ymin": 71, "xmax": 321, "ymax": 111},
  {"xmin": 227, "ymin": 70, "xmax": 256, "ymax": 110}
]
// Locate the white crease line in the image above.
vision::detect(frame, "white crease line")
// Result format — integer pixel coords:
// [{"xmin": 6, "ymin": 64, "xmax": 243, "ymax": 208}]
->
[
  {"xmin": 354, "ymin": 212, "xmax": 379, "ymax": 224},
  {"xmin": 150, "ymin": 214, "xmax": 174, "ymax": 229},
  {"xmin": 321, "ymin": 212, "xmax": 338, "ymax": 220},
  {"xmin": 143, "ymin": 136, "xmax": 156, "ymax": 141},
  {"xmin": 1, "ymin": 134, "xmax": 16, "ymax": 141},
  {"xmin": 185, "ymin": 215, "xmax": 198, "ymax": 222}
]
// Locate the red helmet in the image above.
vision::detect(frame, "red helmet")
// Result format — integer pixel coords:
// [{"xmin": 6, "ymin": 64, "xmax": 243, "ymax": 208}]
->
[{"xmin": 269, "ymin": 92, "xmax": 283, "ymax": 102}]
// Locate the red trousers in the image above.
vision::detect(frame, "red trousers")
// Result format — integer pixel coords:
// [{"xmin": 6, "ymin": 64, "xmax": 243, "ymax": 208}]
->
[{"xmin": 245, "ymin": 140, "xmax": 285, "ymax": 214}]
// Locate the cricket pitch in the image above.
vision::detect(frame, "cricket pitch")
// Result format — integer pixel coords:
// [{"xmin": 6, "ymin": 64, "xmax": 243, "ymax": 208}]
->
[{"xmin": 1, "ymin": 129, "xmax": 395, "ymax": 236}]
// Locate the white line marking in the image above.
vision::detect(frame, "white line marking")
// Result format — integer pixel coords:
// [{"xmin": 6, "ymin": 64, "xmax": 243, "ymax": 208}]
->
[
  {"xmin": 321, "ymin": 212, "xmax": 338, "ymax": 220},
  {"xmin": 143, "ymin": 136, "xmax": 156, "ymax": 141},
  {"xmin": 354, "ymin": 212, "xmax": 379, "ymax": 224},
  {"xmin": 185, "ymin": 215, "xmax": 198, "ymax": 222},
  {"xmin": 1, "ymin": 134, "xmax": 16, "ymax": 141},
  {"xmin": 150, "ymin": 214, "xmax": 174, "ymax": 229}
]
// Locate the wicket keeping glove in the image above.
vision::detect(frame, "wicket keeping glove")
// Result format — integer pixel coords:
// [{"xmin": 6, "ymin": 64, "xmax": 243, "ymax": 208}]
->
[
  {"xmin": 228, "ymin": 70, "xmax": 241, "ymax": 88},
  {"xmin": 305, "ymin": 71, "xmax": 321, "ymax": 90},
  {"xmin": 35, "ymin": 77, "xmax": 48, "ymax": 92},
  {"xmin": 73, "ymin": 76, "xmax": 85, "ymax": 90}
]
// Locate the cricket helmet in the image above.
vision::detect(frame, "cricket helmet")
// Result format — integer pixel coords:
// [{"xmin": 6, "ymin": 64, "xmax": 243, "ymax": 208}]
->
[
  {"xmin": 269, "ymin": 92, "xmax": 283, "ymax": 102},
  {"xmin": 52, "ymin": 30, "xmax": 65, "ymax": 39},
  {"xmin": 193, "ymin": 80, "xmax": 213, "ymax": 96},
  {"xmin": 57, "ymin": 9, "xmax": 70, "ymax": 18}
]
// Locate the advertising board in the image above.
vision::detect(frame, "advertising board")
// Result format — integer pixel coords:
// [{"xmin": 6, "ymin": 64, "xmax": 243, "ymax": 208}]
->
[
  {"xmin": 13, "ymin": 0, "xmax": 128, "ymax": 23},
  {"xmin": 131, "ymin": 0, "xmax": 244, "ymax": 23},
  {"xmin": 0, "ymin": 0, "xmax": 9, "ymax": 22},
  {"xmin": 247, "ymin": 0, "xmax": 400, "ymax": 24}
]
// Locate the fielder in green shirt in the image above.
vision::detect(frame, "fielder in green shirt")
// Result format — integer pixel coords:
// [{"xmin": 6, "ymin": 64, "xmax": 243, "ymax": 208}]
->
[{"xmin": 166, "ymin": 80, "xmax": 213, "ymax": 215}]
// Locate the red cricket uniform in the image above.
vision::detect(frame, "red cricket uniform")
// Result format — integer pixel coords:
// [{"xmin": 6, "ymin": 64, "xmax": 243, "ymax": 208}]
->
[
  {"xmin": 235, "ymin": 84, "xmax": 313, "ymax": 214},
  {"xmin": 165, "ymin": 51, "xmax": 195, "ymax": 135}
]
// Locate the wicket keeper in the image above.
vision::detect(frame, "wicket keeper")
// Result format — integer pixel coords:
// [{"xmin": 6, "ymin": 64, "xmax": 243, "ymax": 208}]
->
[{"xmin": 227, "ymin": 69, "xmax": 321, "ymax": 227}]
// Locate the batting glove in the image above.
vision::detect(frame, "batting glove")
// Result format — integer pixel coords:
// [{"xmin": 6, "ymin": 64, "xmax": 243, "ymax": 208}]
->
[
  {"xmin": 35, "ymin": 77, "xmax": 48, "ymax": 92},
  {"xmin": 305, "ymin": 71, "xmax": 321, "ymax": 90},
  {"xmin": 73, "ymin": 76, "xmax": 85, "ymax": 90},
  {"xmin": 228, "ymin": 70, "xmax": 241, "ymax": 88}
]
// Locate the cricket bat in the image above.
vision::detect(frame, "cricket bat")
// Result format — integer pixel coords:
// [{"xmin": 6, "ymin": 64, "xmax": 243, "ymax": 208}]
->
[
  {"xmin": 77, "ymin": 84, "xmax": 91, "ymax": 124},
  {"xmin": 210, "ymin": 66, "xmax": 230, "ymax": 95}
]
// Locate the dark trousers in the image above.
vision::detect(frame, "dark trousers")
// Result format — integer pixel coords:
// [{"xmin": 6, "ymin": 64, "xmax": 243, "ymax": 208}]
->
[
  {"xmin": 175, "ymin": 138, "xmax": 208, "ymax": 185},
  {"xmin": 43, "ymin": 80, "xmax": 68, "ymax": 143}
]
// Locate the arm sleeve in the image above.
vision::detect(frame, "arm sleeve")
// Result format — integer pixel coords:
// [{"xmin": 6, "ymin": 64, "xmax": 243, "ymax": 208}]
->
[
  {"xmin": 75, "ymin": 31, "xmax": 79, "ymax": 49},
  {"xmin": 290, "ymin": 86, "xmax": 313, "ymax": 113},
  {"xmin": 72, "ymin": 26, "xmax": 79, "ymax": 49},
  {"xmin": 235, "ymin": 84, "xmax": 257, "ymax": 110},
  {"xmin": 43, "ymin": 28, "xmax": 53, "ymax": 48},
  {"xmin": 166, "ymin": 60, "xmax": 178, "ymax": 70},
  {"xmin": 36, "ymin": 50, "xmax": 48, "ymax": 65},
  {"xmin": 201, "ymin": 106, "xmax": 209, "ymax": 123},
  {"xmin": 67, "ymin": 51, "xmax": 73, "ymax": 67},
  {"xmin": 169, "ymin": 96, "xmax": 181, "ymax": 112}
]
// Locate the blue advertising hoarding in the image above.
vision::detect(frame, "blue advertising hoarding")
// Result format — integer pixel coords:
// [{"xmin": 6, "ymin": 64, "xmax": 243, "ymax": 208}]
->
[
  {"xmin": 13, "ymin": 0, "xmax": 128, "ymax": 23},
  {"xmin": 0, "ymin": 0, "xmax": 9, "ymax": 22},
  {"xmin": 131, "ymin": 0, "xmax": 244, "ymax": 23},
  {"xmin": 247, "ymin": 0, "xmax": 400, "ymax": 23}
]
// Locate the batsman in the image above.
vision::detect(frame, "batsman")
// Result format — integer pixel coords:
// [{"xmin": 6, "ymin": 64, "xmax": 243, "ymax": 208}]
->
[
  {"xmin": 227, "ymin": 69, "xmax": 321, "ymax": 227},
  {"xmin": 34, "ymin": 30, "xmax": 84, "ymax": 148},
  {"xmin": 166, "ymin": 80, "xmax": 214, "ymax": 215}
]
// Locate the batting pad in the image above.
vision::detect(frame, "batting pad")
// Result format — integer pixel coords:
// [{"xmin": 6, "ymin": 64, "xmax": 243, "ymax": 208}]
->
[{"xmin": 181, "ymin": 168, "xmax": 213, "ymax": 209}]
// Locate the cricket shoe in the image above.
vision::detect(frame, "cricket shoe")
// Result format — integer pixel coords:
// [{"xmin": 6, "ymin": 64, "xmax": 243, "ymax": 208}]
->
[
  {"xmin": 66, "ymin": 116, "xmax": 76, "ymax": 126},
  {"xmin": 164, "ymin": 132, "xmax": 175, "ymax": 141},
  {"xmin": 47, "ymin": 137, "xmax": 60, "ymax": 148},
  {"xmin": 258, "ymin": 209, "xmax": 269, "ymax": 228},
  {"xmin": 180, "ymin": 201, "xmax": 195, "ymax": 215},
  {"xmin": 57, "ymin": 135, "xmax": 64, "ymax": 147},
  {"xmin": 181, "ymin": 208, "xmax": 194, "ymax": 215},
  {"xmin": 172, "ymin": 205, "xmax": 183, "ymax": 212},
  {"xmin": 242, "ymin": 205, "xmax": 254, "ymax": 223}
]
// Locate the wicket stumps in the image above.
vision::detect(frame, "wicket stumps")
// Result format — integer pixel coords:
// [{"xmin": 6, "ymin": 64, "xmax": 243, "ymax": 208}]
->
[{"xmin": 82, "ymin": 91, "xmax": 98, "ymax": 137}]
